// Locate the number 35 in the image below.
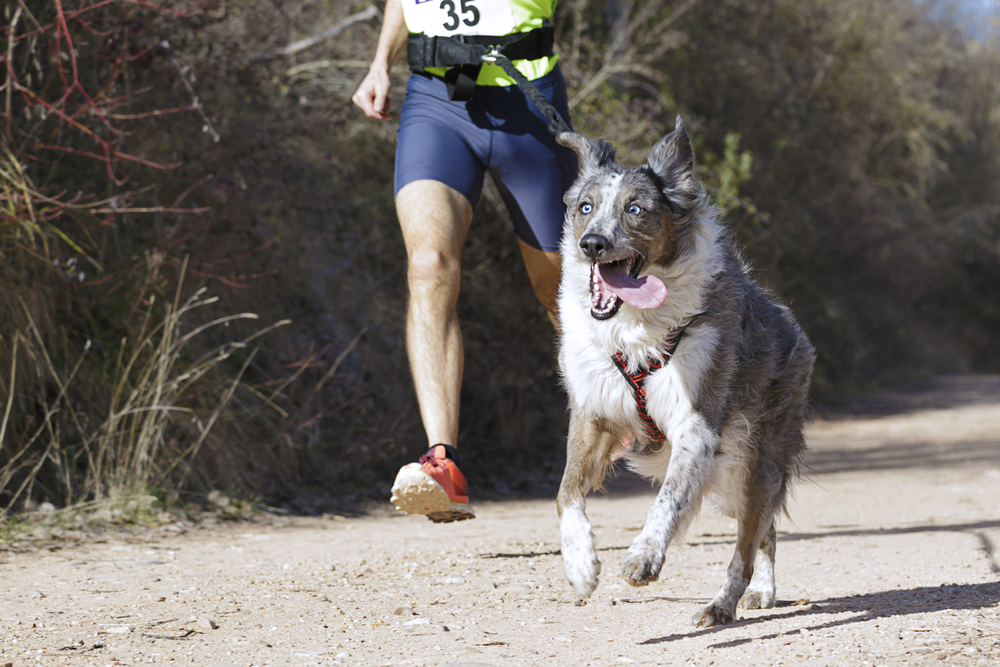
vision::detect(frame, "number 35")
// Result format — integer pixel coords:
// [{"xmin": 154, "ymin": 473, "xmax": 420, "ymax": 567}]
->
[{"xmin": 441, "ymin": 0, "xmax": 480, "ymax": 31}]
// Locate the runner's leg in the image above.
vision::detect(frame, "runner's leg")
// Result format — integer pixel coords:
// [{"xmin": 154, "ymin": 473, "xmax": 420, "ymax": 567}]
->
[
  {"xmin": 482, "ymin": 67, "xmax": 576, "ymax": 332},
  {"xmin": 517, "ymin": 239, "xmax": 562, "ymax": 331},
  {"xmin": 396, "ymin": 179, "xmax": 474, "ymax": 449}
]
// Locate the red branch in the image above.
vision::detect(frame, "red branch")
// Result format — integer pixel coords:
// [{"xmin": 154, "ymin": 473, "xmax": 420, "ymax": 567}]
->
[
  {"xmin": 36, "ymin": 142, "xmax": 181, "ymax": 173},
  {"xmin": 186, "ymin": 268, "xmax": 281, "ymax": 289},
  {"xmin": 4, "ymin": 0, "xmax": 220, "ymax": 277},
  {"xmin": 1, "ymin": 1, "xmax": 196, "ymax": 42},
  {"xmin": 199, "ymin": 240, "xmax": 278, "ymax": 266}
]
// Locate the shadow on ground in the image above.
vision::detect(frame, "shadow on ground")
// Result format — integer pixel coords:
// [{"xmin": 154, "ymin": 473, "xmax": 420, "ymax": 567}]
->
[
  {"xmin": 599, "ymin": 436, "xmax": 1000, "ymax": 496},
  {"xmin": 689, "ymin": 518, "xmax": 1000, "ymax": 573},
  {"xmin": 817, "ymin": 375, "xmax": 1000, "ymax": 417},
  {"xmin": 637, "ymin": 581, "xmax": 1000, "ymax": 647},
  {"xmin": 805, "ymin": 439, "xmax": 1000, "ymax": 475},
  {"xmin": 477, "ymin": 517, "xmax": 1000, "ymax": 579}
]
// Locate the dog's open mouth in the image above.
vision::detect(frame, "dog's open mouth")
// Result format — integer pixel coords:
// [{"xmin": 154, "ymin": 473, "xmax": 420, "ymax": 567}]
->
[{"xmin": 589, "ymin": 255, "xmax": 668, "ymax": 320}]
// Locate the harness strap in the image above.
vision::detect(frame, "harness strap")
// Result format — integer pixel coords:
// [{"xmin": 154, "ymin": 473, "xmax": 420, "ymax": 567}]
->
[
  {"xmin": 611, "ymin": 328, "xmax": 687, "ymax": 442},
  {"xmin": 442, "ymin": 63, "xmax": 482, "ymax": 102}
]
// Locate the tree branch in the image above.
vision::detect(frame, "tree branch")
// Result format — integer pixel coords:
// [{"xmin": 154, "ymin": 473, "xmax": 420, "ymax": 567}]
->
[{"xmin": 248, "ymin": 5, "xmax": 379, "ymax": 63}]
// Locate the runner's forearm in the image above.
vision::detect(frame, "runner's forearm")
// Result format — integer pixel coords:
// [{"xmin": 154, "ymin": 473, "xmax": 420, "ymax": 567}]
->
[{"xmin": 372, "ymin": 0, "xmax": 409, "ymax": 71}]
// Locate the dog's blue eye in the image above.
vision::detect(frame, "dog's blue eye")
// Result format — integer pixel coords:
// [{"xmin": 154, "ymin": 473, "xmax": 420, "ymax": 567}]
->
[
  {"xmin": 628, "ymin": 204, "xmax": 642, "ymax": 215},
  {"xmin": 580, "ymin": 203, "xmax": 593, "ymax": 214}
]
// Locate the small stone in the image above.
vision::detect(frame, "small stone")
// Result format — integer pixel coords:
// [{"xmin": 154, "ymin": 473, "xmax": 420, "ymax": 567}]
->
[
  {"xmin": 196, "ymin": 616, "xmax": 218, "ymax": 630},
  {"xmin": 207, "ymin": 490, "xmax": 230, "ymax": 508},
  {"xmin": 157, "ymin": 597, "xmax": 167, "ymax": 602},
  {"xmin": 403, "ymin": 618, "xmax": 429, "ymax": 626},
  {"xmin": 29, "ymin": 591, "xmax": 45, "ymax": 598},
  {"xmin": 104, "ymin": 626, "xmax": 131, "ymax": 634},
  {"xmin": 394, "ymin": 606, "xmax": 414, "ymax": 616},
  {"xmin": 92, "ymin": 508, "xmax": 113, "ymax": 523}
]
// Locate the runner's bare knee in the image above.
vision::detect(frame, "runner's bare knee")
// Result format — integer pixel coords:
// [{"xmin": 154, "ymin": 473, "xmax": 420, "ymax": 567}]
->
[{"xmin": 408, "ymin": 248, "xmax": 461, "ymax": 296}]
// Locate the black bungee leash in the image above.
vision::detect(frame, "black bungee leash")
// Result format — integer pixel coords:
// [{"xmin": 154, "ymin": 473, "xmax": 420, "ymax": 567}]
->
[{"xmin": 481, "ymin": 48, "xmax": 572, "ymax": 138}]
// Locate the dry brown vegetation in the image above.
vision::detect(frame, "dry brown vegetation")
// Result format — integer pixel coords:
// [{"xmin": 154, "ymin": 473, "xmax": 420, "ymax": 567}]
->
[{"xmin": 1, "ymin": 0, "xmax": 999, "ymax": 518}]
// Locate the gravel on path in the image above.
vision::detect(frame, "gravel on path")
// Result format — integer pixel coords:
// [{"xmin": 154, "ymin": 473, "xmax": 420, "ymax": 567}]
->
[{"xmin": 2, "ymin": 376, "xmax": 999, "ymax": 666}]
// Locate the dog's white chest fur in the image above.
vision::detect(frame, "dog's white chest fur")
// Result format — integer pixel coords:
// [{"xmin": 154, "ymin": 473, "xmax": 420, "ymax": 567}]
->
[{"xmin": 559, "ymin": 312, "xmax": 719, "ymax": 445}]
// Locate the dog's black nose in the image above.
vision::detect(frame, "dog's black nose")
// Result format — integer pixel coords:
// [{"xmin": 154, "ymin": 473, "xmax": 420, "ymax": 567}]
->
[{"xmin": 579, "ymin": 234, "xmax": 610, "ymax": 261}]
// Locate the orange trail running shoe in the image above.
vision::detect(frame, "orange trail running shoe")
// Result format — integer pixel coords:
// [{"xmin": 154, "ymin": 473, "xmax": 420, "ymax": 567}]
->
[{"xmin": 390, "ymin": 444, "xmax": 475, "ymax": 523}]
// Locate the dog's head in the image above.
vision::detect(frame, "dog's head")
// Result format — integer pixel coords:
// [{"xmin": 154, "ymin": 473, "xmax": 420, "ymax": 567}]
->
[{"xmin": 557, "ymin": 116, "xmax": 703, "ymax": 320}]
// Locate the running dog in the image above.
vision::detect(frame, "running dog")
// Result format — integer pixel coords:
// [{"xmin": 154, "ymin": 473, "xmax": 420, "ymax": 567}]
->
[{"xmin": 554, "ymin": 117, "xmax": 815, "ymax": 627}]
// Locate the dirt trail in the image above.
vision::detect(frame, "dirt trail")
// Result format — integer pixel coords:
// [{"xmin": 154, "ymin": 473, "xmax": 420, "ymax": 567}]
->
[{"xmin": 3, "ymin": 376, "xmax": 1000, "ymax": 667}]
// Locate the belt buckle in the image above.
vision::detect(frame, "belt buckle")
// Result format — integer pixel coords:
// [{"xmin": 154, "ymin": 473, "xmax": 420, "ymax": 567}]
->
[{"xmin": 481, "ymin": 45, "xmax": 503, "ymax": 63}]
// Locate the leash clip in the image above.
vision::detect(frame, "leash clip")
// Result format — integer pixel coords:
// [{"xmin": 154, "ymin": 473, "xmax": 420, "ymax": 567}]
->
[{"xmin": 481, "ymin": 46, "xmax": 503, "ymax": 63}]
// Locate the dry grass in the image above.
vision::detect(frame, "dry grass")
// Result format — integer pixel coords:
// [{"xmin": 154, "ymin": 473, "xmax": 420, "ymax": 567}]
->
[{"xmin": 0, "ymin": 257, "xmax": 287, "ymax": 519}]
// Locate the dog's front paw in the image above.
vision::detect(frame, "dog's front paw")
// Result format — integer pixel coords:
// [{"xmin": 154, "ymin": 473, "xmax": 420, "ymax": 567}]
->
[
  {"xmin": 560, "ymin": 505, "xmax": 601, "ymax": 598},
  {"xmin": 738, "ymin": 587, "xmax": 775, "ymax": 610},
  {"xmin": 620, "ymin": 538, "xmax": 664, "ymax": 587},
  {"xmin": 692, "ymin": 602, "xmax": 736, "ymax": 627},
  {"xmin": 562, "ymin": 540, "xmax": 601, "ymax": 598}
]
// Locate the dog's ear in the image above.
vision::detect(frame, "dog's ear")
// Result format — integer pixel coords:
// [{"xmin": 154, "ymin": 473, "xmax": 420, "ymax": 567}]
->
[
  {"xmin": 647, "ymin": 115, "xmax": 700, "ymax": 214},
  {"xmin": 557, "ymin": 132, "xmax": 617, "ymax": 174}
]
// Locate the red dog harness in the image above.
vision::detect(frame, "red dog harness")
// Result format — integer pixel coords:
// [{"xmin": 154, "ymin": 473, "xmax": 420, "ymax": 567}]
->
[{"xmin": 611, "ymin": 327, "xmax": 686, "ymax": 442}]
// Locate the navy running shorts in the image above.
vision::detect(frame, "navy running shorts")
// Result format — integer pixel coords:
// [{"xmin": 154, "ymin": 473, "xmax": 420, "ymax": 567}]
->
[{"xmin": 394, "ymin": 66, "xmax": 577, "ymax": 253}]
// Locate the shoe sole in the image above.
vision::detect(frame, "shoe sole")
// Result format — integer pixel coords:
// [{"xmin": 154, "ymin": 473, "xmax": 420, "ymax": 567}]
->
[{"xmin": 390, "ymin": 466, "xmax": 475, "ymax": 524}]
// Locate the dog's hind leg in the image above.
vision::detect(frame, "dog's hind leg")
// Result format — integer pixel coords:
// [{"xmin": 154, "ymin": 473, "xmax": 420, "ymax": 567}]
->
[
  {"xmin": 693, "ymin": 494, "xmax": 776, "ymax": 627},
  {"xmin": 621, "ymin": 413, "xmax": 718, "ymax": 588},
  {"xmin": 739, "ymin": 522, "xmax": 776, "ymax": 609},
  {"xmin": 558, "ymin": 412, "xmax": 619, "ymax": 599}
]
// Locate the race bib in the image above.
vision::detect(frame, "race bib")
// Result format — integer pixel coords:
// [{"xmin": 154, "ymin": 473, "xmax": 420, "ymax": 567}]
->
[{"xmin": 402, "ymin": 0, "xmax": 516, "ymax": 38}]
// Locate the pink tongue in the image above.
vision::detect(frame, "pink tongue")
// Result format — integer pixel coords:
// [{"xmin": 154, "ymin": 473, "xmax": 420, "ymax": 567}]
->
[{"xmin": 598, "ymin": 263, "xmax": 667, "ymax": 309}]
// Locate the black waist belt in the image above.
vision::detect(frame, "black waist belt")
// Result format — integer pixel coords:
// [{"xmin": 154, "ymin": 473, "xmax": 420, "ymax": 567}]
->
[{"xmin": 406, "ymin": 24, "xmax": 554, "ymax": 101}]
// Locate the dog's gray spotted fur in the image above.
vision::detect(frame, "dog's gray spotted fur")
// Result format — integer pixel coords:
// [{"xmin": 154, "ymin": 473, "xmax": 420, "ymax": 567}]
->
[{"xmin": 554, "ymin": 117, "xmax": 816, "ymax": 628}]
